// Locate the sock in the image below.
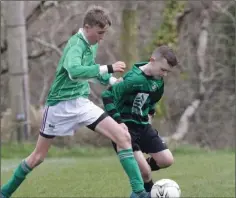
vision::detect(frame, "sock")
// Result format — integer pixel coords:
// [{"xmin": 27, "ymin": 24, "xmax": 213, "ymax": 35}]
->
[
  {"xmin": 144, "ymin": 179, "xmax": 154, "ymax": 192},
  {"xmin": 146, "ymin": 157, "xmax": 160, "ymax": 171},
  {"xmin": 118, "ymin": 149, "xmax": 145, "ymax": 193},
  {"xmin": 1, "ymin": 160, "xmax": 32, "ymax": 197}
]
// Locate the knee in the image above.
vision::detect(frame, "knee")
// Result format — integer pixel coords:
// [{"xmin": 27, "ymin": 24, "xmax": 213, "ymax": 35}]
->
[
  {"xmin": 122, "ymin": 130, "xmax": 131, "ymax": 143},
  {"xmin": 116, "ymin": 130, "xmax": 131, "ymax": 149},
  {"xmin": 158, "ymin": 153, "xmax": 174, "ymax": 168},
  {"xmin": 119, "ymin": 129, "xmax": 131, "ymax": 144},
  {"xmin": 163, "ymin": 155, "xmax": 174, "ymax": 167}
]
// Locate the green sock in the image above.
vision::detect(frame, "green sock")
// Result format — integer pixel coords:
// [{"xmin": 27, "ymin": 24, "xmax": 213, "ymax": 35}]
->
[
  {"xmin": 118, "ymin": 149, "xmax": 144, "ymax": 193},
  {"xmin": 1, "ymin": 160, "xmax": 32, "ymax": 197}
]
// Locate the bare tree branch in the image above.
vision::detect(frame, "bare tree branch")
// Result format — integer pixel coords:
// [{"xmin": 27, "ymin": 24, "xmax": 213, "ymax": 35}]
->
[
  {"xmin": 201, "ymin": 70, "xmax": 222, "ymax": 83},
  {"xmin": 43, "ymin": 1, "xmax": 58, "ymax": 8},
  {"xmin": 164, "ymin": 8, "xmax": 211, "ymax": 143},
  {"xmin": 50, "ymin": 12, "xmax": 82, "ymax": 40},
  {"xmin": 25, "ymin": 1, "xmax": 42, "ymax": 20},
  {"xmin": 28, "ymin": 37, "xmax": 68, "ymax": 60},
  {"xmin": 176, "ymin": 8, "xmax": 192, "ymax": 33},
  {"xmin": 197, "ymin": 9, "xmax": 209, "ymax": 95},
  {"xmin": 212, "ymin": 1, "xmax": 236, "ymax": 27},
  {"xmin": 28, "ymin": 50, "xmax": 45, "ymax": 59},
  {"xmin": 1, "ymin": 37, "xmax": 68, "ymax": 75},
  {"xmin": 29, "ymin": 37, "xmax": 62, "ymax": 56},
  {"xmin": 168, "ymin": 99, "xmax": 201, "ymax": 141}
]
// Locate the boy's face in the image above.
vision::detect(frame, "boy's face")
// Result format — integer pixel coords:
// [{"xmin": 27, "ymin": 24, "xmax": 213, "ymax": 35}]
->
[
  {"xmin": 84, "ymin": 24, "xmax": 109, "ymax": 45},
  {"xmin": 150, "ymin": 57, "xmax": 172, "ymax": 79}
]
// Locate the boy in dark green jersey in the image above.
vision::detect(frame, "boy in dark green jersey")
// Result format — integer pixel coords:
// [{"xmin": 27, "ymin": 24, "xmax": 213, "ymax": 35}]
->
[
  {"xmin": 102, "ymin": 45, "xmax": 178, "ymax": 192},
  {"xmin": 1, "ymin": 6, "xmax": 150, "ymax": 198}
]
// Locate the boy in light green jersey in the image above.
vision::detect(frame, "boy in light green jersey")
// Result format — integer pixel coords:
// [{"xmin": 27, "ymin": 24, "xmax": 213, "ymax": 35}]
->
[{"xmin": 1, "ymin": 6, "xmax": 149, "ymax": 198}]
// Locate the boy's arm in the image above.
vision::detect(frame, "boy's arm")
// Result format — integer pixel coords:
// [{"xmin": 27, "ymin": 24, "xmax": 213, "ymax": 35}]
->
[
  {"xmin": 102, "ymin": 79, "xmax": 135, "ymax": 123},
  {"xmin": 148, "ymin": 84, "xmax": 164, "ymax": 117},
  {"xmin": 64, "ymin": 45, "xmax": 100, "ymax": 80},
  {"xmin": 94, "ymin": 74, "xmax": 121, "ymax": 86},
  {"xmin": 148, "ymin": 103, "xmax": 156, "ymax": 124},
  {"xmin": 96, "ymin": 73, "xmax": 112, "ymax": 85},
  {"xmin": 63, "ymin": 45, "xmax": 119, "ymax": 81},
  {"xmin": 148, "ymin": 103, "xmax": 156, "ymax": 117}
]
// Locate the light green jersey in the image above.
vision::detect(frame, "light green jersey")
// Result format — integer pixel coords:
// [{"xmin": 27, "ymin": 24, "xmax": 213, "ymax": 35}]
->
[{"xmin": 46, "ymin": 29, "xmax": 111, "ymax": 106}]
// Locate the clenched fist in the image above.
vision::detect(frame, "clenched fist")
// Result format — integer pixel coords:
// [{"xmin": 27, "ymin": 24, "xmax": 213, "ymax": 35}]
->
[{"xmin": 112, "ymin": 61, "xmax": 126, "ymax": 73}]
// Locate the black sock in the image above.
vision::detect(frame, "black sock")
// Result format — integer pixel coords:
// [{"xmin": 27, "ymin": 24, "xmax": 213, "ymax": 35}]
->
[
  {"xmin": 144, "ymin": 179, "xmax": 154, "ymax": 192},
  {"xmin": 146, "ymin": 157, "xmax": 160, "ymax": 171}
]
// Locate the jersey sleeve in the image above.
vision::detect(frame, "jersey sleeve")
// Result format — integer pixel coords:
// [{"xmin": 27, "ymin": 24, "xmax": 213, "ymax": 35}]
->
[
  {"xmin": 148, "ymin": 83, "xmax": 164, "ymax": 116},
  {"xmin": 96, "ymin": 73, "xmax": 112, "ymax": 85},
  {"xmin": 63, "ymin": 45, "xmax": 100, "ymax": 80}
]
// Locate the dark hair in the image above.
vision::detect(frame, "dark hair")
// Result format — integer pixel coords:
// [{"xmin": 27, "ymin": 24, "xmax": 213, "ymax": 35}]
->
[
  {"xmin": 152, "ymin": 45, "xmax": 178, "ymax": 67},
  {"xmin": 83, "ymin": 6, "xmax": 112, "ymax": 28}
]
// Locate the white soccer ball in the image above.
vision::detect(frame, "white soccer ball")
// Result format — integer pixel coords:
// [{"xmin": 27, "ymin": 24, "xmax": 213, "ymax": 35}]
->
[{"xmin": 150, "ymin": 179, "xmax": 181, "ymax": 198}]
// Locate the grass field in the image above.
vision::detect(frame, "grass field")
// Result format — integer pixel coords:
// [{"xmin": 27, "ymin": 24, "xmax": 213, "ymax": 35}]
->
[{"xmin": 1, "ymin": 144, "xmax": 235, "ymax": 197}]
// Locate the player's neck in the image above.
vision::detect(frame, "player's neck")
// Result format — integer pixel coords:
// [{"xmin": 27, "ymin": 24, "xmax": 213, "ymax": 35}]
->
[{"xmin": 140, "ymin": 63, "xmax": 152, "ymax": 76}]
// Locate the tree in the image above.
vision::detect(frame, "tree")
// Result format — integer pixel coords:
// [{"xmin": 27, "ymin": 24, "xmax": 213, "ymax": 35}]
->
[
  {"xmin": 164, "ymin": 1, "xmax": 235, "ymax": 148},
  {"xmin": 120, "ymin": 1, "xmax": 138, "ymax": 72},
  {"xmin": 5, "ymin": 1, "xmax": 30, "ymax": 142}
]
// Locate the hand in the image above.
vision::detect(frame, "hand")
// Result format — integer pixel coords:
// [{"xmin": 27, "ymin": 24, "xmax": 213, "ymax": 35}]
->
[
  {"xmin": 112, "ymin": 61, "xmax": 126, "ymax": 73},
  {"xmin": 148, "ymin": 114, "xmax": 153, "ymax": 124},
  {"xmin": 117, "ymin": 77, "xmax": 123, "ymax": 82},
  {"xmin": 119, "ymin": 123, "xmax": 128, "ymax": 131}
]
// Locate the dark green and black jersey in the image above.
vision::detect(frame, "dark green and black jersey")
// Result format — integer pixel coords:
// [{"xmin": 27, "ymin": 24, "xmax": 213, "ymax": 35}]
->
[{"xmin": 102, "ymin": 62, "xmax": 164, "ymax": 125}]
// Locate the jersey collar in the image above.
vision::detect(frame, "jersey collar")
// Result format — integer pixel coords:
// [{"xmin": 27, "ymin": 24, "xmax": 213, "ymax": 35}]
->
[
  {"xmin": 133, "ymin": 62, "xmax": 154, "ymax": 79},
  {"xmin": 78, "ymin": 28, "xmax": 90, "ymax": 46},
  {"xmin": 132, "ymin": 62, "xmax": 148, "ymax": 74}
]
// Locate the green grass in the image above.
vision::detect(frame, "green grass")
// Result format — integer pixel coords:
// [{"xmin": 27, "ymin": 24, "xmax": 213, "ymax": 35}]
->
[
  {"xmin": 1, "ymin": 144, "xmax": 235, "ymax": 197},
  {"xmin": 1, "ymin": 143, "xmax": 115, "ymax": 159}
]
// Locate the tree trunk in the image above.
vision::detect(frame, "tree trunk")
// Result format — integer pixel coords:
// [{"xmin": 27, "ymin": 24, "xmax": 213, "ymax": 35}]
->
[
  {"xmin": 120, "ymin": 2, "xmax": 138, "ymax": 72},
  {"xmin": 5, "ymin": 1, "xmax": 30, "ymax": 142}
]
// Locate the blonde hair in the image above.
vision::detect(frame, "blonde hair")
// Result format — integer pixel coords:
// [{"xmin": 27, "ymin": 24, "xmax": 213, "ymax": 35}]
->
[{"xmin": 83, "ymin": 5, "xmax": 112, "ymax": 28}]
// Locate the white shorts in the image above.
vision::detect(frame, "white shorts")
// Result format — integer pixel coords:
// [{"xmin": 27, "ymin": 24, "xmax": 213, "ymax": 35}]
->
[{"xmin": 40, "ymin": 98, "xmax": 106, "ymax": 137}]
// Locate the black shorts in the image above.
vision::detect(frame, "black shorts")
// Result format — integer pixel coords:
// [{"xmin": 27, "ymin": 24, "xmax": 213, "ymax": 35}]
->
[{"xmin": 112, "ymin": 122, "xmax": 168, "ymax": 154}]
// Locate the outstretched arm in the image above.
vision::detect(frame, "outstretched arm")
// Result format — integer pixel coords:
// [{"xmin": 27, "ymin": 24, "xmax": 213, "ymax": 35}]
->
[{"xmin": 63, "ymin": 45, "xmax": 125, "ymax": 81}]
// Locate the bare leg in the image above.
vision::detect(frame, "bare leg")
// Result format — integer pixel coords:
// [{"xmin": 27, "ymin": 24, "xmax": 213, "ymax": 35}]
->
[
  {"xmin": 134, "ymin": 151, "xmax": 152, "ymax": 182},
  {"xmin": 149, "ymin": 149, "xmax": 174, "ymax": 168},
  {"xmin": 1, "ymin": 135, "xmax": 53, "ymax": 198},
  {"xmin": 26, "ymin": 135, "xmax": 53, "ymax": 168},
  {"xmin": 134, "ymin": 151, "xmax": 154, "ymax": 192},
  {"xmin": 94, "ymin": 116, "xmax": 131, "ymax": 150}
]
